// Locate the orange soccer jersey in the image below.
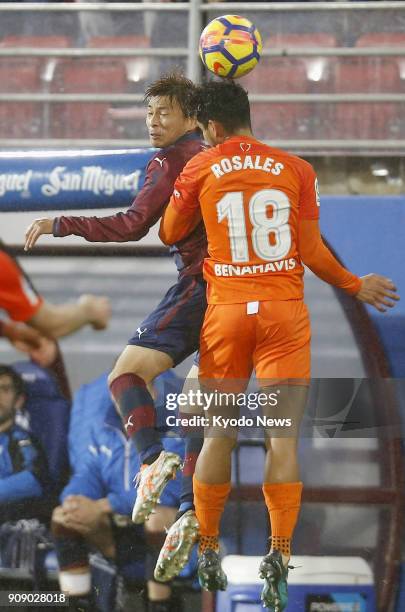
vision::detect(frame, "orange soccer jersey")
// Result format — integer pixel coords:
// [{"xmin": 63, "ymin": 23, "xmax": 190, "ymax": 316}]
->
[
  {"xmin": 160, "ymin": 135, "xmax": 320, "ymax": 304},
  {"xmin": 0, "ymin": 251, "xmax": 42, "ymax": 322}
]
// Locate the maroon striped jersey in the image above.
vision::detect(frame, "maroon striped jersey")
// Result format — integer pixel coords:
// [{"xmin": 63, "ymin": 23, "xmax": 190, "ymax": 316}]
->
[{"xmin": 53, "ymin": 131, "xmax": 207, "ymax": 277}]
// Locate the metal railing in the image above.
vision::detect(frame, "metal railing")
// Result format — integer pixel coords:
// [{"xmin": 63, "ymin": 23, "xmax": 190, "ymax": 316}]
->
[{"xmin": 0, "ymin": 1, "xmax": 404, "ymax": 152}]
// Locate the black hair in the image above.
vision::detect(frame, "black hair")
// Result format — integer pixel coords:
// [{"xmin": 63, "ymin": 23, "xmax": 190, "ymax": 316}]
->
[
  {"xmin": 0, "ymin": 365, "xmax": 25, "ymax": 397},
  {"xmin": 196, "ymin": 80, "xmax": 251, "ymax": 133},
  {"xmin": 144, "ymin": 71, "xmax": 198, "ymax": 119}
]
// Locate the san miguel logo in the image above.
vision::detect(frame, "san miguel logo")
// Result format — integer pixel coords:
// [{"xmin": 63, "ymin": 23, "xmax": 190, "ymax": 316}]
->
[
  {"xmin": 41, "ymin": 166, "xmax": 141, "ymax": 197},
  {"xmin": 0, "ymin": 171, "xmax": 33, "ymax": 197},
  {"xmin": 0, "ymin": 167, "xmax": 141, "ymax": 198}
]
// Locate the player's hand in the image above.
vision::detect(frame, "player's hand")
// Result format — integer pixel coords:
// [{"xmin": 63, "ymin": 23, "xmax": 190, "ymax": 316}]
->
[
  {"xmin": 78, "ymin": 294, "xmax": 112, "ymax": 330},
  {"xmin": 62, "ymin": 495, "xmax": 110, "ymax": 534},
  {"xmin": 356, "ymin": 274, "xmax": 399, "ymax": 312},
  {"xmin": 24, "ymin": 217, "xmax": 54, "ymax": 251},
  {"xmin": 1, "ymin": 321, "xmax": 42, "ymax": 350},
  {"xmin": 22, "ymin": 337, "xmax": 58, "ymax": 368},
  {"xmin": 52, "ymin": 505, "xmax": 69, "ymax": 527}
]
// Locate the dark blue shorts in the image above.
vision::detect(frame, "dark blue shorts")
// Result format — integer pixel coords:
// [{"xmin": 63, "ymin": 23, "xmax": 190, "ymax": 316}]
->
[{"xmin": 128, "ymin": 274, "xmax": 207, "ymax": 367}]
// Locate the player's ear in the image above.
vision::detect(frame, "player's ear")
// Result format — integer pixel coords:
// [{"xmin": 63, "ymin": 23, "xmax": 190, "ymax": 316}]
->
[{"xmin": 210, "ymin": 120, "xmax": 225, "ymax": 142}]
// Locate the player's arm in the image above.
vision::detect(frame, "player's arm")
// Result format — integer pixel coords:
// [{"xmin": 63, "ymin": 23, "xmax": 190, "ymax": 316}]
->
[
  {"xmin": 159, "ymin": 155, "xmax": 202, "ymax": 245},
  {"xmin": 0, "ymin": 320, "xmax": 42, "ymax": 349},
  {"xmin": 297, "ymin": 164, "xmax": 398, "ymax": 312},
  {"xmin": 0, "ymin": 435, "xmax": 47, "ymax": 503},
  {"xmin": 298, "ymin": 219, "xmax": 399, "ymax": 312},
  {"xmin": 159, "ymin": 199, "xmax": 202, "ymax": 245},
  {"xmin": 24, "ymin": 153, "xmax": 182, "ymax": 250},
  {"xmin": 296, "ymin": 166, "xmax": 361, "ymax": 293},
  {"xmin": 0, "ymin": 251, "xmax": 110, "ymax": 336},
  {"xmin": 0, "ymin": 468, "xmax": 43, "ymax": 503},
  {"xmin": 27, "ymin": 295, "xmax": 111, "ymax": 338},
  {"xmin": 298, "ymin": 219, "xmax": 361, "ymax": 294}
]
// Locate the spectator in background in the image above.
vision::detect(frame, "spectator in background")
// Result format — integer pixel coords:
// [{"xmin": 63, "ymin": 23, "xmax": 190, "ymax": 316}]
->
[
  {"xmin": 0, "ymin": 241, "xmax": 111, "ymax": 340},
  {"xmin": 52, "ymin": 370, "xmax": 186, "ymax": 612},
  {"xmin": 0, "ymin": 364, "xmax": 50, "ymax": 522}
]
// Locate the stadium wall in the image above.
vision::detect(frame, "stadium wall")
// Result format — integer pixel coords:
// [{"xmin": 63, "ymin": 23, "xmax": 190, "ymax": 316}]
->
[{"xmin": 320, "ymin": 196, "xmax": 405, "ymax": 378}]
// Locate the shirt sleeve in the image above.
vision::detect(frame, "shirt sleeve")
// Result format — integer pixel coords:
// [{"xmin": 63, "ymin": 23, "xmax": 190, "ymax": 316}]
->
[
  {"xmin": 0, "ymin": 471, "xmax": 43, "ymax": 503},
  {"xmin": 298, "ymin": 219, "xmax": 361, "ymax": 295},
  {"xmin": 107, "ymin": 490, "xmax": 134, "ymax": 516},
  {"xmin": 53, "ymin": 150, "xmax": 183, "ymax": 243},
  {"xmin": 0, "ymin": 252, "xmax": 43, "ymax": 322},
  {"xmin": 159, "ymin": 154, "xmax": 203, "ymax": 245},
  {"xmin": 296, "ymin": 161, "xmax": 320, "ymax": 220},
  {"xmin": 61, "ymin": 440, "xmax": 105, "ymax": 502}
]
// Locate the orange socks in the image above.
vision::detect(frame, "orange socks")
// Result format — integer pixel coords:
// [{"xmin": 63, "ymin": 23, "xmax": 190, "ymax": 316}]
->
[
  {"xmin": 262, "ymin": 481, "xmax": 303, "ymax": 558},
  {"xmin": 199, "ymin": 535, "xmax": 220, "ymax": 554},
  {"xmin": 193, "ymin": 476, "xmax": 231, "ymax": 555}
]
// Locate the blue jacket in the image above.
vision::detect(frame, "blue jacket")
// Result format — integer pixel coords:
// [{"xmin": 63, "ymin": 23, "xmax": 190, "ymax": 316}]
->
[
  {"xmin": 0, "ymin": 423, "xmax": 48, "ymax": 504},
  {"xmin": 63, "ymin": 371, "xmax": 185, "ymax": 515},
  {"xmin": 68, "ymin": 369, "xmax": 183, "ymax": 474}
]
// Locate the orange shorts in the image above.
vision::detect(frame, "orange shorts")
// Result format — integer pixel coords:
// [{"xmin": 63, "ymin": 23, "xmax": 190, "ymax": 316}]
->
[{"xmin": 199, "ymin": 300, "xmax": 311, "ymax": 390}]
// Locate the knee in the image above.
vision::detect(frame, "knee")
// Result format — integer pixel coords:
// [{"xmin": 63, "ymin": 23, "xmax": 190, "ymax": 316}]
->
[
  {"xmin": 108, "ymin": 367, "xmax": 142, "ymax": 390},
  {"xmin": 204, "ymin": 436, "xmax": 237, "ymax": 454},
  {"xmin": 51, "ymin": 506, "xmax": 68, "ymax": 536},
  {"xmin": 144, "ymin": 506, "xmax": 176, "ymax": 534},
  {"xmin": 51, "ymin": 505, "xmax": 63, "ymax": 525},
  {"xmin": 107, "ymin": 369, "xmax": 117, "ymax": 389}
]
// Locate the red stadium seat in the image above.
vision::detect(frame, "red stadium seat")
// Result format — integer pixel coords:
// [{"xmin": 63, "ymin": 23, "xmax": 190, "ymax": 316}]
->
[
  {"xmin": 356, "ymin": 32, "xmax": 405, "ymax": 47},
  {"xmin": 0, "ymin": 35, "xmax": 71, "ymax": 47},
  {"xmin": 348, "ymin": 33, "xmax": 405, "ymax": 138},
  {"xmin": 243, "ymin": 34, "xmax": 337, "ymax": 140},
  {"xmin": 249, "ymin": 64, "xmax": 310, "ymax": 140},
  {"xmin": 0, "ymin": 36, "xmax": 71, "ymax": 139},
  {"xmin": 51, "ymin": 36, "xmax": 149, "ymax": 138},
  {"xmin": 88, "ymin": 36, "xmax": 151, "ymax": 84},
  {"xmin": 356, "ymin": 32, "xmax": 405, "ymax": 91},
  {"xmin": 333, "ymin": 59, "xmax": 401, "ymax": 139},
  {"xmin": 243, "ymin": 33, "xmax": 337, "ymax": 94}
]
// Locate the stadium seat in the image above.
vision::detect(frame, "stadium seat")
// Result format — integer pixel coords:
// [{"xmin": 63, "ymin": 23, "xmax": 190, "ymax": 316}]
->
[
  {"xmin": 0, "ymin": 36, "xmax": 69, "ymax": 138},
  {"xmin": 249, "ymin": 63, "xmax": 310, "ymax": 140},
  {"xmin": 333, "ymin": 59, "xmax": 401, "ymax": 139},
  {"xmin": 356, "ymin": 33, "xmax": 405, "ymax": 90},
  {"xmin": 51, "ymin": 61, "xmax": 126, "ymax": 138},
  {"xmin": 0, "ymin": 36, "xmax": 71, "ymax": 139},
  {"xmin": 356, "ymin": 32, "xmax": 405, "ymax": 49},
  {"xmin": 51, "ymin": 36, "xmax": 149, "ymax": 139},
  {"xmin": 244, "ymin": 34, "xmax": 337, "ymax": 140},
  {"xmin": 88, "ymin": 35, "xmax": 151, "ymax": 84},
  {"xmin": 0, "ymin": 35, "xmax": 71, "ymax": 48},
  {"xmin": 356, "ymin": 34, "xmax": 405, "ymax": 91},
  {"xmin": 330, "ymin": 33, "xmax": 405, "ymax": 139}
]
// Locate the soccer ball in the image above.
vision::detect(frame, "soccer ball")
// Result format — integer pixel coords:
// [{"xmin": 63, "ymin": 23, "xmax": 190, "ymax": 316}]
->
[{"xmin": 199, "ymin": 15, "xmax": 262, "ymax": 79}]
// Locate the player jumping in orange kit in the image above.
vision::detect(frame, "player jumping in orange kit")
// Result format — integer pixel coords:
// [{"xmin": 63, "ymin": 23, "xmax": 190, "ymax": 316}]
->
[{"xmin": 159, "ymin": 80, "xmax": 399, "ymax": 611}]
